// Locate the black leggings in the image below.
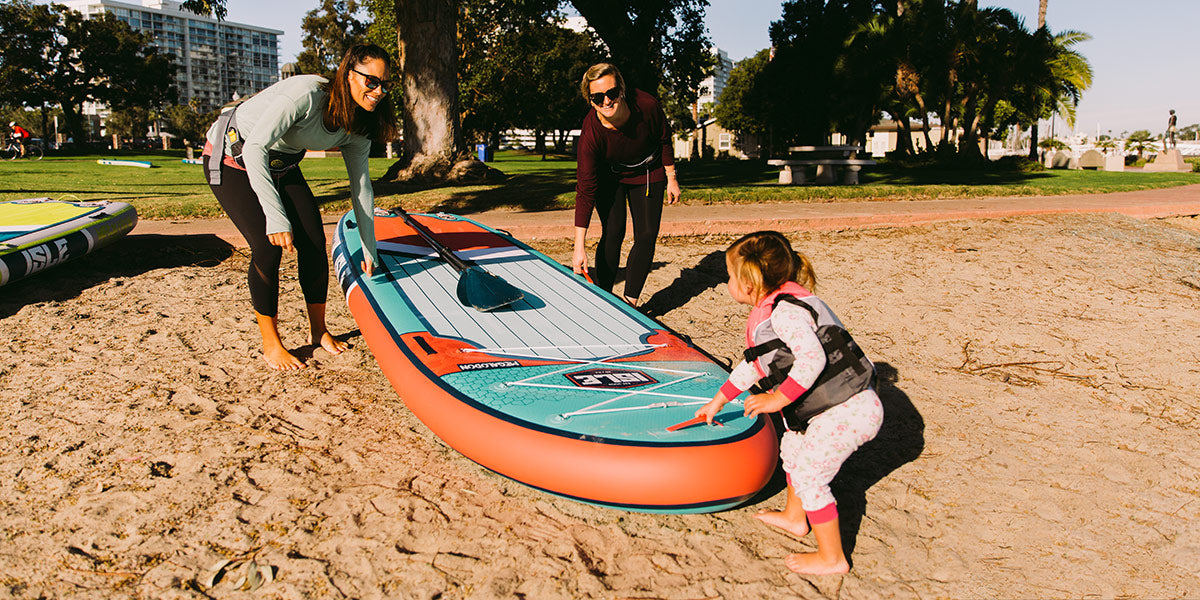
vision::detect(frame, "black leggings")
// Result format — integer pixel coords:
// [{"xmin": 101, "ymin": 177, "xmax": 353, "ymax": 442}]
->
[
  {"xmin": 206, "ymin": 158, "xmax": 327, "ymax": 317},
  {"xmin": 594, "ymin": 180, "xmax": 665, "ymax": 298}
]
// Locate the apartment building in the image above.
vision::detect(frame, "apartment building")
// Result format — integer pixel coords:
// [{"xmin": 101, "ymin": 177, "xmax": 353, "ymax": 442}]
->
[{"xmin": 62, "ymin": 0, "xmax": 282, "ymax": 112}]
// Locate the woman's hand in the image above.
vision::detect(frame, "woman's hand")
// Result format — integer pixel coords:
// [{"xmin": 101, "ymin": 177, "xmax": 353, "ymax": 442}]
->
[
  {"xmin": 572, "ymin": 226, "xmax": 589, "ymax": 276},
  {"xmin": 744, "ymin": 390, "xmax": 791, "ymax": 419},
  {"xmin": 695, "ymin": 391, "xmax": 730, "ymax": 425},
  {"xmin": 665, "ymin": 178, "xmax": 681, "ymax": 205},
  {"xmin": 361, "ymin": 252, "xmax": 375, "ymax": 277},
  {"xmin": 268, "ymin": 231, "xmax": 295, "ymax": 252}
]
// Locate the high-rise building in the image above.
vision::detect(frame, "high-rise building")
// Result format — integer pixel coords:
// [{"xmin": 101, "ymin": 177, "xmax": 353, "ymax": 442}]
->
[
  {"xmin": 697, "ymin": 48, "xmax": 733, "ymax": 107},
  {"xmin": 62, "ymin": 0, "xmax": 282, "ymax": 112}
]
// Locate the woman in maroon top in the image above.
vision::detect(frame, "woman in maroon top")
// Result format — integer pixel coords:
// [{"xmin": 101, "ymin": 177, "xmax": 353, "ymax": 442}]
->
[{"xmin": 573, "ymin": 63, "xmax": 681, "ymax": 307}]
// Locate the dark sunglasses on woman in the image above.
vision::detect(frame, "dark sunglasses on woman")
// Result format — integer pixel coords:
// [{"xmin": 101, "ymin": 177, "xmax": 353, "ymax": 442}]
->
[
  {"xmin": 589, "ymin": 87, "xmax": 621, "ymax": 106},
  {"xmin": 351, "ymin": 67, "xmax": 392, "ymax": 93}
]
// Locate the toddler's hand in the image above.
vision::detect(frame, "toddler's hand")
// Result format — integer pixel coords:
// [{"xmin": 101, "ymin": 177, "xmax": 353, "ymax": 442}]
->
[
  {"xmin": 695, "ymin": 391, "xmax": 729, "ymax": 425},
  {"xmin": 744, "ymin": 390, "xmax": 791, "ymax": 419}
]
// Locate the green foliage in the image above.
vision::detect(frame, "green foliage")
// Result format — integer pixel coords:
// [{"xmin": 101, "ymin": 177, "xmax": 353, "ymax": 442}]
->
[
  {"xmin": 163, "ymin": 100, "xmax": 219, "ymax": 146},
  {"xmin": 0, "ymin": 3, "xmax": 177, "ymax": 142},
  {"xmin": 295, "ymin": 0, "xmax": 367, "ymax": 78},
  {"xmin": 1125, "ymin": 129, "xmax": 1155, "ymax": 159},
  {"xmin": 105, "ymin": 107, "xmax": 151, "ymax": 139},
  {"xmin": 713, "ymin": 49, "xmax": 772, "ymax": 140},
  {"xmin": 457, "ymin": 2, "xmax": 601, "ymax": 146},
  {"xmin": 179, "ymin": 0, "xmax": 225, "ymax": 21}
]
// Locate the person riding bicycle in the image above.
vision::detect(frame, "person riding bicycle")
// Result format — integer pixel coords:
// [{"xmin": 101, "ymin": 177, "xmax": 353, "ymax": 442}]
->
[{"xmin": 9, "ymin": 122, "xmax": 30, "ymax": 158}]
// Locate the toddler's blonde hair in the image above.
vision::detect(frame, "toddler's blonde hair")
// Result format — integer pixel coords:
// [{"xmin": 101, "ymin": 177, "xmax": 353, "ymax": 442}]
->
[{"xmin": 725, "ymin": 231, "xmax": 816, "ymax": 296}]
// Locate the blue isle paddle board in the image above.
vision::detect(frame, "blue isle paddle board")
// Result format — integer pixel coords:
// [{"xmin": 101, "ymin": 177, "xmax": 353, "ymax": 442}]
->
[{"xmin": 0, "ymin": 198, "xmax": 137, "ymax": 286}]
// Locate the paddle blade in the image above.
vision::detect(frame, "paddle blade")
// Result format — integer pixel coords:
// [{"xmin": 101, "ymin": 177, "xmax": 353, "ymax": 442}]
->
[
  {"xmin": 456, "ymin": 266, "xmax": 525, "ymax": 311},
  {"xmin": 666, "ymin": 415, "xmax": 723, "ymax": 432}
]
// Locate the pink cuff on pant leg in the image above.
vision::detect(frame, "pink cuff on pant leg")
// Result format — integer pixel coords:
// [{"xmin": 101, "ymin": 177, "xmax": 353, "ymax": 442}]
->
[{"xmin": 806, "ymin": 502, "xmax": 838, "ymax": 524}]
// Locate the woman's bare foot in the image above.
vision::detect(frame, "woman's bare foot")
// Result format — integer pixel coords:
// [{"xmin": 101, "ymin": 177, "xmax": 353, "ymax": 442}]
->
[
  {"xmin": 257, "ymin": 312, "xmax": 306, "ymax": 370},
  {"xmin": 784, "ymin": 551, "xmax": 849, "ymax": 575},
  {"xmin": 754, "ymin": 510, "xmax": 810, "ymax": 537},
  {"xmin": 263, "ymin": 344, "xmax": 306, "ymax": 370},
  {"xmin": 314, "ymin": 330, "xmax": 349, "ymax": 355}
]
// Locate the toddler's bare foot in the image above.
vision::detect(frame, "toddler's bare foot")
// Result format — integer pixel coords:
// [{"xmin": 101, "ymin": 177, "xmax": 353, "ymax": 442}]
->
[
  {"xmin": 754, "ymin": 510, "xmax": 810, "ymax": 537},
  {"xmin": 314, "ymin": 331, "xmax": 349, "ymax": 355},
  {"xmin": 784, "ymin": 552, "xmax": 849, "ymax": 575},
  {"xmin": 263, "ymin": 345, "xmax": 306, "ymax": 370}
]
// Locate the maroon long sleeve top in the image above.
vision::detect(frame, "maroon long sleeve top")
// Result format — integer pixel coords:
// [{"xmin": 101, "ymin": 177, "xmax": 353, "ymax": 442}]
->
[{"xmin": 574, "ymin": 88, "xmax": 675, "ymax": 228}]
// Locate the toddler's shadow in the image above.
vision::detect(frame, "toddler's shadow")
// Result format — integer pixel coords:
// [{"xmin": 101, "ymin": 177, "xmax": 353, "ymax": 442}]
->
[{"xmin": 833, "ymin": 362, "xmax": 925, "ymax": 559}]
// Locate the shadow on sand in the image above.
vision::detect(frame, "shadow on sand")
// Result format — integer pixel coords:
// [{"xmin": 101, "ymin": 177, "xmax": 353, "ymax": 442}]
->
[
  {"xmin": 0, "ymin": 233, "xmax": 235, "ymax": 319},
  {"xmin": 834, "ymin": 362, "xmax": 925, "ymax": 560}
]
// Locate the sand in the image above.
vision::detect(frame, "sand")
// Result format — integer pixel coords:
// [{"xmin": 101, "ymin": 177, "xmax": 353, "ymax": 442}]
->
[{"xmin": 2, "ymin": 212, "xmax": 1199, "ymax": 598}]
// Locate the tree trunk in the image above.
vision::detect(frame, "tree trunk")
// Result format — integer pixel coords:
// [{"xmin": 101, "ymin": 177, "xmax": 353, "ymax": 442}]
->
[
  {"xmin": 1028, "ymin": 122, "xmax": 1040, "ymax": 160},
  {"xmin": 60, "ymin": 103, "xmax": 86, "ymax": 145},
  {"xmin": 386, "ymin": 0, "xmax": 462, "ymax": 182},
  {"xmin": 895, "ymin": 114, "xmax": 914, "ymax": 157}
]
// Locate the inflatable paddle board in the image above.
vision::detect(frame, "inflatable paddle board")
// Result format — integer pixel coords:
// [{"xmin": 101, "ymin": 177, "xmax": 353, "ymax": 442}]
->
[
  {"xmin": 97, "ymin": 159, "xmax": 152, "ymax": 168},
  {"xmin": 0, "ymin": 198, "xmax": 137, "ymax": 287},
  {"xmin": 333, "ymin": 210, "xmax": 779, "ymax": 513}
]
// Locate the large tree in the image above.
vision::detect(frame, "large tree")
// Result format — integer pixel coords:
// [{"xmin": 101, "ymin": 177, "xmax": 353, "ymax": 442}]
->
[
  {"xmin": 713, "ymin": 49, "xmax": 773, "ymax": 142},
  {"xmin": 763, "ymin": 0, "xmax": 891, "ymax": 149}
]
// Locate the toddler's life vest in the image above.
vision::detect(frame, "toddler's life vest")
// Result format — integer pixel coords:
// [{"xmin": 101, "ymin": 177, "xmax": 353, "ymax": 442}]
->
[{"xmin": 744, "ymin": 281, "xmax": 876, "ymax": 430}]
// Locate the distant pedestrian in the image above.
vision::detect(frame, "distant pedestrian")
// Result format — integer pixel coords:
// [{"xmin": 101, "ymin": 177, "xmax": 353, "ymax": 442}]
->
[
  {"xmin": 203, "ymin": 44, "xmax": 397, "ymax": 370},
  {"xmin": 572, "ymin": 63, "xmax": 681, "ymax": 307}
]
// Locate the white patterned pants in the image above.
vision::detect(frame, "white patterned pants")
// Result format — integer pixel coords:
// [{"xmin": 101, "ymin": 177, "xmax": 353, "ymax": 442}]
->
[{"xmin": 780, "ymin": 390, "xmax": 884, "ymax": 512}]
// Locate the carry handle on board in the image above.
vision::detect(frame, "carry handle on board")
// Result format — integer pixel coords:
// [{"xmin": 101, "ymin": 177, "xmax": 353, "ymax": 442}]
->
[{"xmin": 388, "ymin": 207, "xmax": 525, "ymax": 312}]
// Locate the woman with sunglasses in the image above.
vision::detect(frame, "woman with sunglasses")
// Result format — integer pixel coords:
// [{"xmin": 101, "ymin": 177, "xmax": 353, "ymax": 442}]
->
[
  {"xmin": 573, "ymin": 63, "xmax": 681, "ymax": 307},
  {"xmin": 203, "ymin": 44, "xmax": 397, "ymax": 370}
]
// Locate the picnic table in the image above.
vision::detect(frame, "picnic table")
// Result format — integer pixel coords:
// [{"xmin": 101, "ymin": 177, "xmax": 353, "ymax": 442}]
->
[{"xmin": 767, "ymin": 145, "xmax": 877, "ymax": 185}]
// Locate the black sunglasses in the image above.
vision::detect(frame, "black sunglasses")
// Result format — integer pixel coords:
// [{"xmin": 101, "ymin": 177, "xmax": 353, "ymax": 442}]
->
[
  {"xmin": 588, "ymin": 86, "xmax": 621, "ymax": 106},
  {"xmin": 351, "ymin": 67, "xmax": 392, "ymax": 93}
]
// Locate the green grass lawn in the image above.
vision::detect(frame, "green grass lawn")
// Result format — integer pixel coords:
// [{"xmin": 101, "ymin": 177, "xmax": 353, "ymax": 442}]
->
[{"xmin": 1, "ymin": 148, "xmax": 1196, "ymax": 220}]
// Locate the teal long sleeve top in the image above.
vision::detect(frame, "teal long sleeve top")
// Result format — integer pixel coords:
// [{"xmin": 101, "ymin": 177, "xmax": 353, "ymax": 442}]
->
[{"xmin": 205, "ymin": 75, "xmax": 377, "ymax": 263}]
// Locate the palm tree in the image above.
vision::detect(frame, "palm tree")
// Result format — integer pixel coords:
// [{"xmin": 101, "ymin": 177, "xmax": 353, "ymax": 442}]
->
[{"xmin": 1028, "ymin": 0, "xmax": 1049, "ymax": 158}]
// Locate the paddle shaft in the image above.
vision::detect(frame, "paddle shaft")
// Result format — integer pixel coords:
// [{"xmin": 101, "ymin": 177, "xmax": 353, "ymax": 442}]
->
[{"xmin": 390, "ymin": 207, "xmax": 470, "ymax": 273}]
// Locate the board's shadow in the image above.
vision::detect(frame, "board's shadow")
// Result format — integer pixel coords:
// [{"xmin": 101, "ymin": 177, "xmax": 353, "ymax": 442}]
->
[{"xmin": 0, "ymin": 233, "xmax": 234, "ymax": 319}]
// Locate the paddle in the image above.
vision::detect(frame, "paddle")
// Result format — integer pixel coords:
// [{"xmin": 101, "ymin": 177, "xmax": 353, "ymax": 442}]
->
[
  {"xmin": 389, "ymin": 207, "xmax": 525, "ymax": 312},
  {"xmin": 666, "ymin": 415, "xmax": 724, "ymax": 432}
]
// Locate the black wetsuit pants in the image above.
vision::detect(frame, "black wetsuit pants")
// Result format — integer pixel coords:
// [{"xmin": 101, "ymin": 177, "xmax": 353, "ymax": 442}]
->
[
  {"xmin": 205, "ymin": 157, "xmax": 327, "ymax": 317},
  {"xmin": 594, "ymin": 180, "xmax": 665, "ymax": 299}
]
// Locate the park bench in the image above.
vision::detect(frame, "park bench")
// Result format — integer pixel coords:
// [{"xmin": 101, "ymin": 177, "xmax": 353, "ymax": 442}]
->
[{"xmin": 767, "ymin": 145, "xmax": 877, "ymax": 185}]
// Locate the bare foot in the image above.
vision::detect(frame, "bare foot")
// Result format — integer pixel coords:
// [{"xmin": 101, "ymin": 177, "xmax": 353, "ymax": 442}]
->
[
  {"xmin": 784, "ymin": 551, "xmax": 849, "ymax": 575},
  {"xmin": 622, "ymin": 295, "xmax": 639, "ymax": 308},
  {"xmin": 754, "ymin": 510, "xmax": 810, "ymax": 537},
  {"xmin": 263, "ymin": 345, "xmax": 306, "ymax": 370},
  {"xmin": 313, "ymin": 331, "xmax": 349, "ymax": 355}
]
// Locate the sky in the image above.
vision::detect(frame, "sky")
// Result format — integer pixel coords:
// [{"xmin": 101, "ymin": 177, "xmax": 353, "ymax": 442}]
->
[{"xmin": 215, "ymin": 0, "xmax": 1200, "ymax": 137}]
